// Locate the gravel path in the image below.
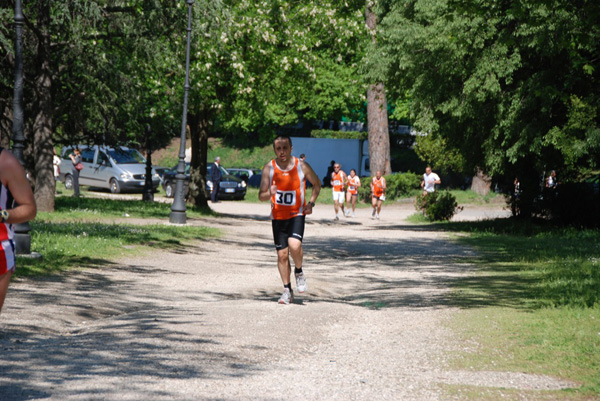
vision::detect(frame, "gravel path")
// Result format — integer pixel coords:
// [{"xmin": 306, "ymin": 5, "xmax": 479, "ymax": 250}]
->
[{"xmin": 0, "ymin": 201, "xmax": 574, "ymax": 400}]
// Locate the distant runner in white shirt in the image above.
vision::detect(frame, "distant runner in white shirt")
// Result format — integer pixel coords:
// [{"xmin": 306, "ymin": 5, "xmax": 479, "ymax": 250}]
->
[{"xmin": 421, "ymin": 166, "xmax": 441, "ymax": 195}]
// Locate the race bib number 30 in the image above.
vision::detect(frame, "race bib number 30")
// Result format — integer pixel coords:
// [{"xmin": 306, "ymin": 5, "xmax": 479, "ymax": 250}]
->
[{"xmin": 275, "ymin": 190, "xmax": 296, "ymax": 206}]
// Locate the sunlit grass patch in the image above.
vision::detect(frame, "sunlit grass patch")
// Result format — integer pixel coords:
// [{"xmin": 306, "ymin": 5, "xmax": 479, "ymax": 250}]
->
[
  {"xmin": 17, "ymin": 220, "xmax": 218, "ymax": 276},
  {"xmin": 443, "ymin": 218, "xmax": 600, "ymax": 398}
]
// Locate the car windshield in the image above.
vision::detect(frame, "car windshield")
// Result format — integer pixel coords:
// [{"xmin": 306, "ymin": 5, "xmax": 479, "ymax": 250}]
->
[
  {"xmin": 107, "ymin": 148, "xmax": 146, "ymax": 164},
  {"xmin": 207, "ymin": 165, "xmax": 229, "ymax": 175}
]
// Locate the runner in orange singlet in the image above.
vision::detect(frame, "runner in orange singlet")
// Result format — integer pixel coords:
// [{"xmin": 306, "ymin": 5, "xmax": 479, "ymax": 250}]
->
[
  {"xmin": 370, "ymin": 170, "xmax": 386, "ymax": 220},
  {"xmin": 259, "ymin": 136, "xmax": 321, "ymax": 305},
  {"xmin": 330, "ymin": 163, "xmax": 347, "ymax": 220},
  {"xmin": 344, "ymin": 169, "xmax": 361, "ymax": 218}
]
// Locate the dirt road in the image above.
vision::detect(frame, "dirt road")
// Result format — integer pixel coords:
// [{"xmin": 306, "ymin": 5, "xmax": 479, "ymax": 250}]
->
[{"xmin": 0, "ymin": 202, "xmax": 572, "ymax": 400}]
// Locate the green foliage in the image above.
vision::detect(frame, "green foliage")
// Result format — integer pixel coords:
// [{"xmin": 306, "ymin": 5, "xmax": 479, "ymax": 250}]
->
[
  {"xmin": 358, "ymin": 172, "xmax": 420, "ymax": 203},
  {"xmin": 310, "ymin": 130, "xmax": 367, "ymax": 140},
  {"xmin": 376, "ymin": 0, "xmax": 600, "ymax": 179},
  {"xmin": 415, "ymin": 191, "xmax": 460, "ymax": 221}
]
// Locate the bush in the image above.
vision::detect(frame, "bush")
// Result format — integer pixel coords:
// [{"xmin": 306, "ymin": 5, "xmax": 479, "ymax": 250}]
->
[
  {"xmin": 415, "ymin": 191, "xmax": 461, "ymax": 221},
  {"xmin": 358, "ymin": 172, "xmax": 421, "ymax": 203},
  {"xmin": 310, "ymin": 130, "xmax": 368, "ymax": 140}
]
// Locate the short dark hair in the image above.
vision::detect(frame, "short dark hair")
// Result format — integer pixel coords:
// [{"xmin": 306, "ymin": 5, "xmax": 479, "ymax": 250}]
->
[
  {"xmin": 273, "ymin": 135, "xmax": 292, "ymax": 147},
  {"xmin": 299, "ymin": 153, "xmax": 305, "ymax": 158}
]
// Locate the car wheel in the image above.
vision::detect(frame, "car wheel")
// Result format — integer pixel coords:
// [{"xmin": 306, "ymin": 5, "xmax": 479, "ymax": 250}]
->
[
  {"xmin": 165, "ymin": 181, "xmax": 174, "ymax": 198},
  {"xmin": 64, "ymin": 174, "xmax": 73, "ymax": 190},
  {"xmin": 110, "ymin": 178, "xmax": 121, "ymax": 194}
]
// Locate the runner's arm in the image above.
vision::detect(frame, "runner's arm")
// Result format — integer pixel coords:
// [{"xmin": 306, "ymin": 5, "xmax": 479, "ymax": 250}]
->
[
  {"xmin": 1, "ymin": 152, "xmax": 36, "ymax": 224},
  {"xmin": 258, "ymin": 163, "xmax": 274, "ymax": 202}
]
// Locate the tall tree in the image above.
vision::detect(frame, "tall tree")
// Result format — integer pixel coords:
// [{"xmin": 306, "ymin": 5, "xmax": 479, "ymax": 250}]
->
[
  {"xmin": 179, "ymin": 0, "xmax": 366, "ymax": 207},
  {"xmin": 377, "ymin": 0, "xmax": 600, "ymax": 186},
  {"xmin": 365, "ymin": 1, "xmax": 391, "ymax": 176}
]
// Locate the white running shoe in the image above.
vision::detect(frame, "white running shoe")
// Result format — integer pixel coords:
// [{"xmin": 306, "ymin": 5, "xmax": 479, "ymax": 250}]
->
[
  {"xmin": 295, "ymin": 272, "xmax": 307, "ymax": 293},
  {"xmin": 279, "ymin": 288, "xmax": 294, "ymax": 304},
  {"xmin": 345, "ymin": 209, "xmax": 351, "ymax": 217},
  {"xmin": 372, "ymin": 209, "xmax": 376, "ymax": 217},
  {"xmin": 334, "ymin": 215, "xmax": 339, "ymax": 220},
  {"xmin": 351, "ymin": 212, "xmax": 355, "ymax": 218},
  {"xmin": 376, "ymin": 213, "xmax": 380, "ymax": 219}
]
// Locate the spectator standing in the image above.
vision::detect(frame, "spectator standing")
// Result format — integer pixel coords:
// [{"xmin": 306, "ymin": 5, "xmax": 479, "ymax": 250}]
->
[
  {"xmin": 53, "ymin": 149, "xmax": 61, "ymax": 182},
  {"xmin": 421, "ymin": 166, "xmax": 441, "ymax": 195},
  {"xmin": 210, "ymin": 156, "xmax": 222, "ymax": 203},
  {"xmin": 69, "ymin": 148, "xmax": 82, "ymax": 197},
  {"xmin": 324, "ymin": 160, "xmax": 335, "ymax": 187},
  {"xmin": 546, "ymin": 170, "xmax": 558, "ymax": 189},
  {"xmin": 512, "ymin": 176, "xmax": 521, "ymax": 216},
  {"xmin": 0, "ymin": 147, "xmax": 37, "ymax": 314}
]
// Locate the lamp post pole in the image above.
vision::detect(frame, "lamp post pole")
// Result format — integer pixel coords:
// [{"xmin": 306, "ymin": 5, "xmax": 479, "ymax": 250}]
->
[
  {"xmin": 12, "ymin": 0, "xmax": 32, "ymax": 254},
  {"xmin": 143, "ymin": 124, "xmax": 154, "ymax": 202},
  {"xmin": 170, "ymin": 0, "xmax": 194, "ymax": 224}
]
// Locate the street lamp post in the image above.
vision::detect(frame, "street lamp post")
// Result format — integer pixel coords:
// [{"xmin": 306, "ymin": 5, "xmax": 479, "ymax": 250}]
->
[
  {"xmin": 12, "ymin": 0, "xmax": 32, "ymax": 255},
  {"xmin": 143, "ymin": 124, "xmax": 154, "ymax": 202},
  {"xmin": 170, "ymin": 0, "xmax": 194, "ymax": 224}
]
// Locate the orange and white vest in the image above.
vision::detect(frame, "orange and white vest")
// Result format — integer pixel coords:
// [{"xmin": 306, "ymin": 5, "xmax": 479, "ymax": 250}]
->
[
  {"xmin": 269, "ymin": 157, "xmax": 306, "ymax": 220},
  {"xmin": 372, "ymin": 177, "xmax": 385, "ymax": 197},
  {"xmin": 331, "ymin": 171, "xmax": 345, "ymax": 192},
  {"xmin": 347, "ymin": 176, "xmax": 360, "ymax": 195}
]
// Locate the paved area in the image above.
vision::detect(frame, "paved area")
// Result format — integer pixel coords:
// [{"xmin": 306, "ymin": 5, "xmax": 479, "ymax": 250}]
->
[{"xmin": 0, "ymin": 201, "xmax": 573, "ymax": 400}]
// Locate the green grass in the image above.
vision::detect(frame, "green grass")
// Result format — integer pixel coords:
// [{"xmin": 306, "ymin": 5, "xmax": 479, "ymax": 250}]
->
[
  {"xmin": 405, "ymin": 212, "xmax": 429, "ymax": 224},
  {"xmin": 16, "ymin": 197, "xmax": 219, "ymax": 277},
  {"xmin": 449, "ymin": 189, "xmax": 502, "ymax": 205},
  {"xmin": 441, "ymin": 218, "xmax": 600, "ymax": 399},
  {"xmin": 41, "ymin": 195, "xmax": 216, "ymax": 221}
]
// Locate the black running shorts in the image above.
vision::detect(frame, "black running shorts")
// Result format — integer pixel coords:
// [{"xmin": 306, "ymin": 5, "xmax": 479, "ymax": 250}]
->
[{"xmin": 272, "ymin": 215, "xmax": 305, "ymax": 251}]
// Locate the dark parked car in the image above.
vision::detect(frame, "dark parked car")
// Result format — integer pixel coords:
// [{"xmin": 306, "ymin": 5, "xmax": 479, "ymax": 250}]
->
[
  {"xmin": 227, "ymin": 167, "xmax": 260, "ymax": 183},
  {"xmin": 161, "ymin": 163, "xmax": 246, "ymax": 200}
]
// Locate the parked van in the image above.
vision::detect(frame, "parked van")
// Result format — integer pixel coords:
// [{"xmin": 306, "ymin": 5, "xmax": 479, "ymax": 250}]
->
[{"xmin": 60, "ymin": 145, "xmax": 161, "ymax": 193}]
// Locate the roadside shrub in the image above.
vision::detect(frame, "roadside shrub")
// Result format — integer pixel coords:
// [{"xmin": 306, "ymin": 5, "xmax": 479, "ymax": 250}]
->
[
  {"xmin": 358, "ymin": 172, "xmax": 421, "ymax": 203},
  {"xmin": 386, "ymin": 173, "xmax": 421, "ymax": 199},
  {"xmin": 415, "ymin": 191, "xmax": 461, "ymax": 221},
  {"xmin": 310, "ymin": 130, "xmax": 368, "ymax": 140}
]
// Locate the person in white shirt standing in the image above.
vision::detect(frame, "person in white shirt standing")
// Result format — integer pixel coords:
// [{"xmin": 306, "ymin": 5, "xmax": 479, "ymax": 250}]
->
[{"xmin": 421, "ymin": 166, "xmax": 441, "ymax": 195}]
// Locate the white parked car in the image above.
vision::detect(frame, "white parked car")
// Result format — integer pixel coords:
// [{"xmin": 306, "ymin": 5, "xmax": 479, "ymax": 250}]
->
[{"xmin": 59, "ymin": 145, "xmax": 161, "ymax": 193}]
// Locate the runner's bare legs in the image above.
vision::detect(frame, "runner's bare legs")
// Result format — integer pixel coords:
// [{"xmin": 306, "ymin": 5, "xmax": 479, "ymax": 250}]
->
[
  {"xmin": 276, "ymin": 238, "xmax": 303, "ymax": 285},
  {"xmin": 0, "ymin": 271, "xmax": 13, "ymax": 313}
]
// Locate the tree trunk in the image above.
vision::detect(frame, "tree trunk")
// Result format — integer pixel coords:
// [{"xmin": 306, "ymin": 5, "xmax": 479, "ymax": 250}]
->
[
  {"xmin": 471, "ymin": 168, "xmax": 492, "ymax": 196},
  {"xmin": 187, "ymin": 109, "xmax": 209, "ymax": 209},
  {"xmin": 31, "ymin": 1, "xmax": 55, "ymax": 212},
  {"xmin": 365, "ymin": 4, "xmax": 392, "ymax": 176}
]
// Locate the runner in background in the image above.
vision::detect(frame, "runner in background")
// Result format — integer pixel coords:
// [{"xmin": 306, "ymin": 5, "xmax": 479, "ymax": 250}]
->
[
  {"xmin": 330, "ymin": 163, "xmax": 347, "ymax": 220},
  {"xmin": 259, "ymin": 136, "xmax": 321, "ymax": 305},
  {"xmin": 371, "ymin": 171, "xmax": 386, "ymax": 220},
  {"xmin": 344, "ymin": 169, "xmax": 361, "ymax": 218}
]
